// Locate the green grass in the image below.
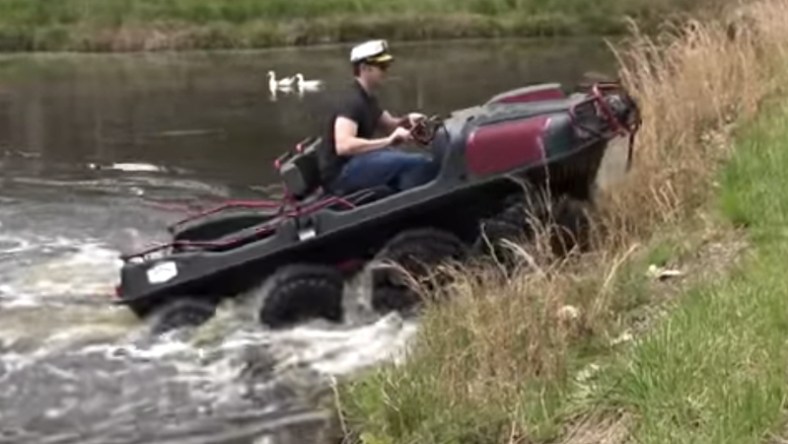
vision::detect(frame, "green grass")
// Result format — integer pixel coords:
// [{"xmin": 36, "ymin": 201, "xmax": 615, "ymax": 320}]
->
[
  {"xmin": 0, "ymin": 0, "xmax": 721, "ymax": 52},
  {"xmin": 337, "ymin": 230, "xmax": 701, "ymax": 444},
  {"xmin": 580, "ymin": 102, "xmax": 788, "ymax": 443},
  {"xmin": 0, "ymin": 0, "xmax": 707, "ymax": 24},
  {"xmin": 338, "ymin": 99, "xmax": 788, "ymax": 444},
  {"xmin": 335, "ymin": 2, "xmax": 788, "ymax": 441},
  {"xmin": 591, "ymin": 266, "xmax": 788, "ymax": 443}
]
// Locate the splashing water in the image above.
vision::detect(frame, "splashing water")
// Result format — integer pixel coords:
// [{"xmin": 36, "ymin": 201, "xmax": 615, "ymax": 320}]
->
[{"xmin": 0, "ymin": 200, "xmax": 418, "ymax": 443}]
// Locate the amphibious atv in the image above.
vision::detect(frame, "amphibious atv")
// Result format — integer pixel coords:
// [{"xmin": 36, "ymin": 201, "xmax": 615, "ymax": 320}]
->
[{"xmin": 114, "ymin": 81, "xmax": 641, "ymax": 333}]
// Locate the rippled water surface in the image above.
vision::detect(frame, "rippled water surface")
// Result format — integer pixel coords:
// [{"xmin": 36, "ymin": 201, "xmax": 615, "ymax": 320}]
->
[{"xmin": 0, "ymin": 39, "xmax": 618, "ymax": 443}]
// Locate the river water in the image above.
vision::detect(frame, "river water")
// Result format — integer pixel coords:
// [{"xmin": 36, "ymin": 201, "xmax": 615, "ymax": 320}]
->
[{"xmin": 0, "ymin": 39, "xmax": 617, "ymax": 443}]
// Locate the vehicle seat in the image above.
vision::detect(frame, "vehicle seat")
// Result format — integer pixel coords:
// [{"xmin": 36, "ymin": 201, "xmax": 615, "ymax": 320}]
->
[
  {"xmin": 277, "ymin": 137, "xmax": 398, "ymax": 208},
  {"xmin": 278, "ymin": 137, "xmax": 323, "ymax": 200}
]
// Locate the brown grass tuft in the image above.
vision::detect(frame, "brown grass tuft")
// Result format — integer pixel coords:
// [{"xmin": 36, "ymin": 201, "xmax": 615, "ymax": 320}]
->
[
  {"xmin": 557, "ymin": 410, "xmax": 634, "ymax": 444},
  {"xmin": 599, "ymin": 0, "xmax": 788, "ymax": 242}
]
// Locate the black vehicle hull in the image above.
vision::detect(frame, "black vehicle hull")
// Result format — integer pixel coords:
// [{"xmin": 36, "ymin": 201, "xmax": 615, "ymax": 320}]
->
[{"xmin": 115, "ymin": 82, "xmax": 641, "ymax": 325}]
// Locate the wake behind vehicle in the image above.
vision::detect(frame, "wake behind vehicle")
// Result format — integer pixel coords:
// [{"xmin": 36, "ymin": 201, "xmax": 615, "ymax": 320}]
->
[{"xmin": 114, "ymin": 81, "xmax": 641, "ymax": 333}]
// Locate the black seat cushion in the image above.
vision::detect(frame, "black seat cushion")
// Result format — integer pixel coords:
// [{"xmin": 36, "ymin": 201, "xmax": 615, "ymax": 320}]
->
[
  {"xmin": 279, "ymin": 138, "xmax": 322, "ymax": 199},
  {"xmin": 278, "ymin": 138, "xmax": 396, "ymax": 206}
]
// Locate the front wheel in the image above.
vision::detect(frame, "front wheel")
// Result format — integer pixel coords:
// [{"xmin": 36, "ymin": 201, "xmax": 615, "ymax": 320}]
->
[
  {"xmin": 549, "ymin": 195, "xmax": 595, "ymax": 256},
  {"xmin": 472, "ymin": 191, "xmax": 550, "ymax": 266},
  {"xmin": 369, "ymin": 227, "xmax": 468, "ymax": 314},
  {"xmin": 473, "ymin": 192, "xmax": 595, "ymax": 268}
]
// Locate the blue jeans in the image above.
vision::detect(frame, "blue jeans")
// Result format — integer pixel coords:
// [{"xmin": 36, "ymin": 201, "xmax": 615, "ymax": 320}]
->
[{"xmin": 330, "ymin": 148, "xmax": 438, "ymax": 195}]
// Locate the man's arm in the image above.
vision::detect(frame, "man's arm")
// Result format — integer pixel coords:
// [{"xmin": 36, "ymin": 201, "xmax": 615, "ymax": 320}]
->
[
  {"xmin": 378, "ymin": 110, "xmax": 408, "ymax": 134},
  {"xmin": 335, "ymin": 116, "xmax": 409, "ymax": 156}
]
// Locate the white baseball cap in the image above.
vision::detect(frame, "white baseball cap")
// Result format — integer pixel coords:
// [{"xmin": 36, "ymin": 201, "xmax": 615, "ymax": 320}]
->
[{"xmin": 349, "ymin": 39, "xmax": 394, "ymax": 64}]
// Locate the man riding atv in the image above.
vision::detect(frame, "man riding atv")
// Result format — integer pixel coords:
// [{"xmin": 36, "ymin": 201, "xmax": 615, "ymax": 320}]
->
[{"xmin": 317, "ymin": 39, "xmax": 439, "ymax": 196}]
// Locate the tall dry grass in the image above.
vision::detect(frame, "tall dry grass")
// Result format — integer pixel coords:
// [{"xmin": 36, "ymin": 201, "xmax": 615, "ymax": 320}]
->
[
  {"xmin": 599, "ymin": 0, "xmax": 788, "ymax": 241},
  {"xmin": 341, "ymin": 1, "xmax": 788, "ymax": 441}
]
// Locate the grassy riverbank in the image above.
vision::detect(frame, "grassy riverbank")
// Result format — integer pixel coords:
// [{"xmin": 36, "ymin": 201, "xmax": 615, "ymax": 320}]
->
[
  {"xmin": 577, "ymin": 106, "xmax": 788, "ymax": 442},
  {"xmin": 337, "ymin": 1, "xmax": 788, "ymax": 442},
  {"xmin": 0, "ymin": 0, "xmax": 721, "ymax": 52}
]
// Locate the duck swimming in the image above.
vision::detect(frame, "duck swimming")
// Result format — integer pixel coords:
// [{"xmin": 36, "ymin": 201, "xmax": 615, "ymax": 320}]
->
[
  {"xmin": 267, "ymin": 71, "xmax": 295, "ymax": 91},
  {"xmin": 294, "ymin": 73, "xmax": 323, "ymax": 91}
]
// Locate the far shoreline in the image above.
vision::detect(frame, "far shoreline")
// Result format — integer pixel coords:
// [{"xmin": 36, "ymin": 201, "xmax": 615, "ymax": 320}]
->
[
  {"xmin": 0, "ymin": 13, "xmax": 641, "ymax": 55},
  {"xmin": 0, "ymin": 35, "xmax": 621, "ymax": 60}
]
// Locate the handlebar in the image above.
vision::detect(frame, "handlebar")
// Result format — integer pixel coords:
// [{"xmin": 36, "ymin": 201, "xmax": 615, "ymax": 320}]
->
[
  {"xmin": 410, "ymin": 115, "xmax": 443, "ymax": 145},
  {"xmin": 568, "ymin": 81, "xmax": 641, "ymax": 137},
  {"xmin": 566, "ymin": 81, "xmax": 641, "ymax": 173},
  {"xmin": 591, "ymin": 84, "xmax": 624, "ymax": 134}
]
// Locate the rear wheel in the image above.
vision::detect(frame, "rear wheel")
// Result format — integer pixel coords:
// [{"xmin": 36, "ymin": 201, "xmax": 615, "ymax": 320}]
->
[
  {"xmin": 369, "ymin": 228, "xmax": 468, "ymax": 314},
  {"xmin": 148, "ymin": 297, "xmax": 217, "ymax": 335},
  {"xmin": 258, "ymin": 264, "xmax": 345, "ymax": 329},
  {"xmin": 369, "ymin": 283, "xmax": 420, "ymax": 315},
  {"xmin": 549, "ymin": 195, "xmax": 595, "ymax": 256}
]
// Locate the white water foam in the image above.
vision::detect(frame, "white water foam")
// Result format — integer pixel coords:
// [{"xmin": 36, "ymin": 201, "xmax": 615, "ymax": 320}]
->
[
  {"xmin": 0, "ymin": 235, "xmax": 33, "ymax": 255},
  {"xmin": 76, "ymin": 310, "xmax": 417, "ymax": 378},
  {"xmin": 0, "ymin": 239, "xmax": 123, "ymax": 307},
  {"xmin": 266, "ymin": 313, "xmax": 418, "ymax": 376},
  {"xmin": 88, "ymin": 162, "xmax": 166, "ymax": 173},
  {"xmin": 29, "ymin": 312, "xmax": 417, "ymax": 414},
  {"xmin": 0, "ymin": 231, "xmax": 420, "ymax": 385}
]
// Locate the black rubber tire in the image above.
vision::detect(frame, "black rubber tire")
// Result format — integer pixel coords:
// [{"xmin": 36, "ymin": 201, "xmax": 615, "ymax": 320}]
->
[
  {"xmin": 374, "ymin": 228, "xmax": 467, "ymax": 283},
  {"xmin": 473, "ymin": 192, "xmax": 549, "ymax": 262},
  {"xmin": 474, "ymin": 217, "xmax": 529, "ymax": 268},
  {"xmin": 125, "ymin": 299, "xmax": 153, "ymax": 319},
  {"xmin": 370, "ymin": 284, "xmax": 420, "ymax": 316},
  {"xmin": 474, "ymin": 192, "xmax": 595, "ymax": 266},
  {"xmin": 258, "ymin": 264, "xmax": 345, "ymax": 329},
  {"xmin": 370, "ymin": 228, "xmax": 468, "ymax": 314},
  {"xmin": 549, "ymin": 196, "xmax": 594, "ymax": 256},
  {"xmin": 171, "ymin": 211, "xmax": 277, "ymax": 243},
  {"xmin": 149, "ymin": 297, "xmax": 217, "ymax": 335}
]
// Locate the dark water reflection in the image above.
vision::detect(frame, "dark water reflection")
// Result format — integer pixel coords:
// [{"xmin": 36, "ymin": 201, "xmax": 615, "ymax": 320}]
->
[{"xmin": 0, "ymin": 39, "xmax": 616, "ymax": 188}]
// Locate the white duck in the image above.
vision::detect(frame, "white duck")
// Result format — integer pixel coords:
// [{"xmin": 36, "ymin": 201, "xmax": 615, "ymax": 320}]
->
[
  {"xmin": 294, "ymin": 73, "xmax": 323, "ymax": 92},
  {"xmin": 267, "ymin": 70, "xmax": 295, "ymax": 91}
]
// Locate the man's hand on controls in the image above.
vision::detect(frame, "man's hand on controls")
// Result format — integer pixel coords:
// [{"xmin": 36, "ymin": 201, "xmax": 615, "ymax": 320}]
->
[
  {"xmin": 388, "ymin": 126, "xmax": 413, "ymax": 146},
  {"xmin": 396, "ymin": 112, "xmax": 426, "ymax": 129},
  {"xmin": 407, "ymin": 112, "xmax": 427, "ymax": 128}
]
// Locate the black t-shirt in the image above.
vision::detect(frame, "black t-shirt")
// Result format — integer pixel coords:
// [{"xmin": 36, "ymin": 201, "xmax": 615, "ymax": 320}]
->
[{"xmin": 317, "ymin": 79, "xmax": 383, "ymax": 186}]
